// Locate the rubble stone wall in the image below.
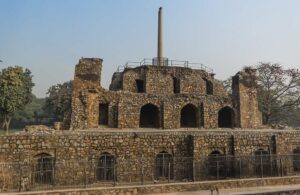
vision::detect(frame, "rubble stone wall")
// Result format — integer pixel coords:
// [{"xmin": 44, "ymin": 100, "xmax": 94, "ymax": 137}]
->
[
  {"xmin": 232, "ymin": 68, "xmax": 262, "ymax": 128},
  {"xmin": 69, "ymin": 58, "xmax": 262, "ymax": 130},
  {"xmin": 1, "ymin": 130, "xmax": 300, "ymax": 188}
]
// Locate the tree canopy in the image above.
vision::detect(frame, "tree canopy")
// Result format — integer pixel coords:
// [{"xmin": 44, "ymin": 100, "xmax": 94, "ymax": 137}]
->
[
  {"xmin": 43, "ymin": 81, "xmax": 73, "ymax": 122},
  {"xmin": 0, "ymin": 66, "xmax": 34, "ymax": 133},
  {"xmin": 256, "ymin": 63, "xmax": 300, "ymax": 125}
]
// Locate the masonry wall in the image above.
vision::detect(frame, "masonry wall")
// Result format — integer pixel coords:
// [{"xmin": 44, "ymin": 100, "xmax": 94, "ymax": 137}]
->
[
  {"xmin": 1, "ymin": 130, "xmax": 300, "ymax": 191},
  {"xmin": 70, "ymin": 58, "xmax": 262, "ymax": 130},
  {"xmin": 115, "ymin": 66, "xmax": 227, "ymax": 96},
  {"xmin": 116, "ymin": 93, "xmax": 232, "ymax": 129},
  {"xmin": 70, "ymin": 58, "xmax": 103, "ymax": 130}
]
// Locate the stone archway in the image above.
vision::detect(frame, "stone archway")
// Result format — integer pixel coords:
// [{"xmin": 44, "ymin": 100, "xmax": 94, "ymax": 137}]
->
[
  {"xmin": 140, "ymin": 103, "xmax": 160, "ymax": 128},
  {"xmin": 34, "ymin": 153, "xmax": 55, "ymax": 184},
  {"xmin": 180, "ymin": 104, "xmax": 198, "ymax": 127},
  {"xmin": 218, "ymin": 106, "xmax": 234, "ymax": 128},
  {"xmin": 207, "ymin": 150, "xmax": 226, "ymax": 179}
]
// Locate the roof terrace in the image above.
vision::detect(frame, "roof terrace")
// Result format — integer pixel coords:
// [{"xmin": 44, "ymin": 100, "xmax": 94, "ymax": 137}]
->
[{"xmin": 116, "ymin": 57, "xmax": 214, "ymax": 73}]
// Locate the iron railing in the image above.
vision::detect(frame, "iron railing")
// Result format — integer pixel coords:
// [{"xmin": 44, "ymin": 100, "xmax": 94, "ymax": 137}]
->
[
  {"xmin": 1, "ymin": 154, "xmax": 300, "ymax": 193},
  {"xmin": 116, "ymin": 58, "xmax": 214, "ymax": 73}
]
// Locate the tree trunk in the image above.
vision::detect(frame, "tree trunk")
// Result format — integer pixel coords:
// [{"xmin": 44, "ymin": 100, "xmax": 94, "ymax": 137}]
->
[{"xmin": 2, "ymin": 116, "xmax": 11, "ymax": 135}]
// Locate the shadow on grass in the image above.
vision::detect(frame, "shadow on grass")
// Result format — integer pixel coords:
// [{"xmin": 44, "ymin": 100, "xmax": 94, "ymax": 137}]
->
[{"xmin": 0, "ymin": 129, "xmax": 22, "ymax": 136}]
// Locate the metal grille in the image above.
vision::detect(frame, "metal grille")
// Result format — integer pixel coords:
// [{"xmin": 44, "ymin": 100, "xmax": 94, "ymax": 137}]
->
[
  {"xmin": 33, "ymin": 154, "xmax": 54, "ymax": 185},
  {"xmin": 2, "ymin": 154, "xmax": 300, "ymax": 192},
  {"xmin": 96, "ymin": 153, "xmax": 115, "ymax": 181},
  {"xmin": 155, "ymin": 152, "xmax": 173, "ymax": 180}
]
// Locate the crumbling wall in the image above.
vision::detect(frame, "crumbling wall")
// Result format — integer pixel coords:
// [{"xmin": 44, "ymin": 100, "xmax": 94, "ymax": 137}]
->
[
  {"xmin": 117, "ymin": 93, "xmax": 231, "ymax": 129},
  {"xmin": 116, "ymin": 66, "xmax": 226, "ymax": 96},
  {"xmin": 70, "ymin": 58, "xmax": 103, "ymax": 130},
  {"xmin": 69, "ymin": 58, "xmax": 260, "ymax": 130},
  {"xmin": 232, "ymin": 68, "xmax": 262, "ymax": 128},
  {"xmin": 1, "ymin": 130, "xmax": 300, "ymax": 189}
]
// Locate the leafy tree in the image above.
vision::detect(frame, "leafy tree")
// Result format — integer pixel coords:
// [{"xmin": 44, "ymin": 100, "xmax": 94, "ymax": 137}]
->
[
  {"xmin": 255, "ymin": 63, "xmax": 300, "ymax": 125},
  {"xmin": 0, "ymin": 66, "xmax": 34, "ymax": 133},
  {"xmin": 43, "ymin": 81, "xmax": 73, "ymax": 122}
]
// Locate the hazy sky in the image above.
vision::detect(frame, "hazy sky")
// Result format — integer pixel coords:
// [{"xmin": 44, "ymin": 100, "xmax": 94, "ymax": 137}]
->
[{"xmin": 1, "ymin": 0, "xmax": 300, "ymax": 97}]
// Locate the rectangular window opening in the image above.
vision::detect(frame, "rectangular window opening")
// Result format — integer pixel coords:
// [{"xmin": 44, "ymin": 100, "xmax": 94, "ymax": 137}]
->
[
  {"xmin": 136, "ymin": 80, "xmax": 145, "ymax": 93},
  {"xmin": 99, "ymin": 103, "xmax": 109, "ymax": 125},
  {"xmin": 173, "ymin": 78, "xmax": 180, "ymax": 94}
]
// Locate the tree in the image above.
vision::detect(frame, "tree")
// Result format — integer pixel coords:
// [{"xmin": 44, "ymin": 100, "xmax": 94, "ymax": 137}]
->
[
  {"xmin": 11, "ymin": 95, "xmax": 54, "ymax": 128},
  {"xmin": 0, "ymin": 66, "xmax": 34, "ymax": 133},
  {"xmin": 256, "ymin": 63, "xmax": 300, "ymax": 125},
  {"xmin": 43, "ymin": 81, "xmax": 72, "ymax": 122}
]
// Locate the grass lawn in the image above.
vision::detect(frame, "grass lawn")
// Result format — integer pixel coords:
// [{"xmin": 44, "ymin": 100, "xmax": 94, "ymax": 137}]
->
[{"xmin": 0, "ymin": 129, "xmax": 22, "ymax": 136}]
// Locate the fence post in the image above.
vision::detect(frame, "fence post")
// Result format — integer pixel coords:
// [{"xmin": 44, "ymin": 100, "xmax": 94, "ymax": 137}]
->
[
  {"xmin": 113, "ymin": 161, "xmax": 117, "ymax": 186},
  {"xmin": 260, "ymin": 155, "xmax": 263, "ymax": 178},
  {"xmin": 270, "ymin": 155, "xmax": 273, "ymax": 176},
  {"xmin": 216, "ymin": 160, "xmax": 219, "ymax": 180},
  {"xmin": 168, "ymin": 162, "xmax": 171, "ymax": 183},
  {"xmin": 239, "ymin": 159, "xmax": 242, "ymax": 179},
  {"xmin": 84, "ymin": 161, "xmax": 87, "ymax": 188},
  {"xmin": 192, "ymin": 159, "xmax": 196, "ymax": 182},
  {"xmin": 141, "ymin": 162, "xmax": 144, "ymax": 185},
  {"xmin": 280, "ymin": 158, "xmax": 283, "ymax": 177},
  {"xmin": 18, "ymin": 162, "xmax": 22, "ymax": 192}
]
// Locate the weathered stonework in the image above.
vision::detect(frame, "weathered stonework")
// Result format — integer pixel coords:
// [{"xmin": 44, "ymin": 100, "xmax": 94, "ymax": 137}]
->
[
  {"xmin": 70, "ymin": 58, "xmax": 262, "ymax": 130},
  {"xmin": 1, "ymin": 129, "xmax": 300, "ymax": 191},
  {"xmin": 232, "ymin": 68, "xmax": 262, "ymax": 128}
]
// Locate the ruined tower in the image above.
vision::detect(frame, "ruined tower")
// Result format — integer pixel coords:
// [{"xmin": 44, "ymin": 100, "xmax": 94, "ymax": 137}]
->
[
  {"xmin": 232, "ymin": 68, "xmax": 262, "ymax": 128},
  {"xmin": 70, "ymin": 58, "xmax": 103, "ymax": 130}
]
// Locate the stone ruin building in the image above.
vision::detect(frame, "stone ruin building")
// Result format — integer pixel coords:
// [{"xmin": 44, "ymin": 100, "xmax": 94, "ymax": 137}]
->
[
  {"xmin": 1, "ymin": 7, "xmax": 300, "ymax": 193},
  {"xmin": 69, "ymin": 7, "xmax": 261, "ymax": 130}
]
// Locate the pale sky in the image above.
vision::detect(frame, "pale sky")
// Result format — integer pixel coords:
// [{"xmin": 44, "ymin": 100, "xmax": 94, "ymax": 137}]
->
[{"xmin": 1, "ymin": 0, "xmax": 300, "ymax": 97}]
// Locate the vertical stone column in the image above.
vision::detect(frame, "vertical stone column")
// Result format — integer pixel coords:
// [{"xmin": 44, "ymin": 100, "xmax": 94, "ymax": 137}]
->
[
  {"xmin": 157, "ymin": 7, "xmax": 163, "ymax": 66},
  {"xmin": 70, "ymin": 58, "xmax": 103, "ymax": 130},
  {"xmin": 232, "ymin": 68, "xmax": 262, "ymax": 128}
]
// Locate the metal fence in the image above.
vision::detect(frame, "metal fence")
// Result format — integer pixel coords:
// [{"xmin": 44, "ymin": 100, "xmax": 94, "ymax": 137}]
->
[
  {"xmin": 116, "ymin": 58, "xmax": 214, "ymax": 73},
  {"xmin": 1, "ymin": 154, "xmax": 300, "ymax": 193}
]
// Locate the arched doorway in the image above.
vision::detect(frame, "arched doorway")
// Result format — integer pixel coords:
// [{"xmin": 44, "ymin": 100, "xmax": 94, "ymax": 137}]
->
[
  {"xmin": 207, "ymin": 150, "xmax": 226, "ymax": 179},
  {"xmin": 96, "ymin": 152, "xmax": 115, "ymax": 181},
  {"xmin": 293, "ymin": 148, "xmax": 300, "ymax": 172},
  {"xmin": 180, "ymin": 104, "xmax": 198, "ymax": 127},
  {"xmin": 155, "ymin": 151, "xmax": 174, "ymax": 180},
  {"xmin": 254, "ymin": 149, "xmax": 271, "ymax": 177},
  {"xmin": 34, "ymin": 153, "xmax": 54, "ymax": 184},
  {"xmin": 218, "ymin": 106, "xmax": 234, "ymax": 128},
  {"xmin": 140, "ymin": 103, "xmax": 160, "ymax": 128}
]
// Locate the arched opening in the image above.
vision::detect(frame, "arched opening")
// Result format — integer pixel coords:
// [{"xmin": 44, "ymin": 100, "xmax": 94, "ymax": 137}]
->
[
  {"xmin": 99, "ymin": 103, "xmax": 109, "ymax": 125},
  {"xmin": 34, "ymin": 153, "xmax": 54, "ymax": 184},
  {"xmin": 140, "ymin": 103, "xmax": 160, "ymax": 128},
  {"xmin": 96, "ymin": 152, "xmax": 115, "ymax": 181},
  {"xmin": 293, "ymin": 148, "xmax": 300, "ymax": 172},
  {"xmin": 218, "ymin": 106, "xmax": 234, "ymax": 128},
  {"xmin": 207, "ymin": 150, "xmax": 226, "ymax": 179},
  {"xmin": 180, "ymin": 104, "xmax": 198, "ymax": 128},
  {"xmin": 155, "ymin": 151, "xmax": 173, "ymax": 180},
  {"xmin": 254, "ymin": 149, "xmax": 271, "ymax": 177}
]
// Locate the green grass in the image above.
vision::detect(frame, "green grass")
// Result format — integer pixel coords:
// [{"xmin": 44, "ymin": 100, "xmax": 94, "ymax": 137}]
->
[{"xmin": 0, "ymin": 129, "xmax": 22, "ymax": 136}]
